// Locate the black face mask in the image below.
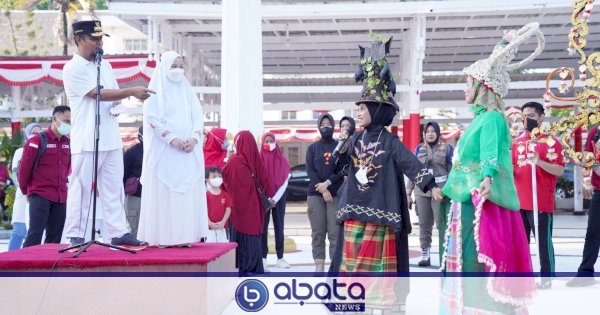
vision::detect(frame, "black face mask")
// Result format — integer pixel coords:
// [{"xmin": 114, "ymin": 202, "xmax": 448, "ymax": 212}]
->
[
  {"xmin": 319, "ymin": 126, "xmax": 333, "ymax": 139},
  {"xmin": 525, "ymin": 118, "xmax": 538, "ymax": 132}
]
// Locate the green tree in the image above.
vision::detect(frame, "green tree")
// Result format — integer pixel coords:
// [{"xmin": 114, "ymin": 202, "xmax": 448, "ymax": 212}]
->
[
  {"xmin": 15, "ymin": 0, "xmax": 99, "ymax": 55},
  {"xmin": 0, "ymin": 1, "xmax": 21, "ymax": 55}
]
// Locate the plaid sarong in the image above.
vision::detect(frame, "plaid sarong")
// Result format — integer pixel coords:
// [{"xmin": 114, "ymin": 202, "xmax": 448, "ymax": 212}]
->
[{"xmin": 340, "ymin": 219, "xmax": 397, "ymax": 272}]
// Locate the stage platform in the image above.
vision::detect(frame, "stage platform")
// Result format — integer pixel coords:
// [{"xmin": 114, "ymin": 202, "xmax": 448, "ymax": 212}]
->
[{"xmin": 0, "ymin": 243, "xmax": 238, "ymax": 315}]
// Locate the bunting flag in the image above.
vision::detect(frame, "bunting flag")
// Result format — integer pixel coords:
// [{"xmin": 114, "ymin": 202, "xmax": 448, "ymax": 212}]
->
[
  {"xmin": 0, "ymin": 55, "xmax": 155, "ymax": 86},
  {"xmin": 265, "ymin": 127, "xmax": 463, "ymax": 143}
]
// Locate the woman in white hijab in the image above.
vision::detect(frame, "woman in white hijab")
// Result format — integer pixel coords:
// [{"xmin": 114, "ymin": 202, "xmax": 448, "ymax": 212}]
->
[{"xmin": 138, "ymin": 51, "xmax": 208, "ymax": 247}]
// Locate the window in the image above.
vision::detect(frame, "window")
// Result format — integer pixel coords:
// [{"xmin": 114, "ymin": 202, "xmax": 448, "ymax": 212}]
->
[
  {"xmin": 282, "ymin": 111, "xmax": 297, "ymax": 120},
  {"xmin": 124, "ymin": 39, "xmax": 147, "ymax": 53},
  {"xmin": 313, "ymin": 111, "xmax": 327, "ymax": 120},
  {"xmin": 287, "ymin": 147, "xmax": 300, "ymax": 167}
]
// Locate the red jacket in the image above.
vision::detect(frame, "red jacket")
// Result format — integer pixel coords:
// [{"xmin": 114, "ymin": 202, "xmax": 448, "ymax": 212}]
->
[
  {"xmin": 511, "ymin": 132, "xmax": 564, "ymax": 213},
  {"xmin": 584, "ymin": 125, "xmax": 600, "ymax": 191},
  {"xmin": 18, "ymin": 128, "xmax": 71, "ymax": 203}
]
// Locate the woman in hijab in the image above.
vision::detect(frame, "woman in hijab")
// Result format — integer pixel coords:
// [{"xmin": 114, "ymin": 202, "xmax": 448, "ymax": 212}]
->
[
  {"xmin": 204, "ymin": 128, "xmax": 228, "ymax": 169},
  {"xmin": 440, "ymin": 23, "xmax": 543, "ymax": 313},
  {"xmin": 260, "ymin": 132, "xmax": 291, "ymax": 269},
  {"xmin": 138, "ymin": 51, "xmax": 208, "ymax": 247},
  {"xmin": 306, "ymin": 113, "xmax": 343, "ymax": 272},
  {"xmin": 338, "ymin": 102, "xmax": 442, "ymax": 274},
  {"xmin": 328, "ymin": 116, "xmax": 356, "ymax": 273},
  {"xmin": 223, "ymin": 130, "xmax": 268, "ymax": 273},
  {"xmin": 406, "ymin": 121, "xmax": 453, "ymax": 267},
  {"xmin": 8, "ymin": 123, "xmax": 42, "ymax": 251}
]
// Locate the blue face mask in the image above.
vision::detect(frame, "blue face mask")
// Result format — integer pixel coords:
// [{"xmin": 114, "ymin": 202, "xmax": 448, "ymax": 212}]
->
[
  {"xmin": 221, "ymin": 140, "xmax": 230, "ymax": 151},
  {"xmin": 57, "ymin": 120, "xmax": 71, "ymax": 136}
]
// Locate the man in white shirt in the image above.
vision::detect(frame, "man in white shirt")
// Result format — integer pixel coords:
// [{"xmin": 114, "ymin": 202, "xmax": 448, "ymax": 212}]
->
[{"xmin": 63, "ymin": 20, "xmax": 153, "ymax": 247}]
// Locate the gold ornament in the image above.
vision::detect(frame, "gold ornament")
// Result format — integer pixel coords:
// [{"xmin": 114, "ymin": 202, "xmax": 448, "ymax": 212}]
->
[
  {"xmin": 534, "ymin": 0, "xmax": 600, "ymax": 175},
  {"xmin": 547, "ymin": 148, "xmax": 558, "ymax": 161}
]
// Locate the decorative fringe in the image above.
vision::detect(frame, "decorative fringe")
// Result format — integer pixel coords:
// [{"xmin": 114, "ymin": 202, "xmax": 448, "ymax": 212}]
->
[
  {"xmin": 471, "ymin": 188, "xmax": 535, "ymax": 308},
  {"xmin": 0, "ymin": 75, "xmax": 46, "ymax": 87}
]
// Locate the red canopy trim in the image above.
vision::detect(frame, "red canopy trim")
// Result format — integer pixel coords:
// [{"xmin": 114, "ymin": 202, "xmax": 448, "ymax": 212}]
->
[
  {"xmin": 0, "ymin": 54, "xmax": 155, "ymax": 87},
  {"xmin": 263, "ymin": 127, "xmax": 463, "ymax": 143}
]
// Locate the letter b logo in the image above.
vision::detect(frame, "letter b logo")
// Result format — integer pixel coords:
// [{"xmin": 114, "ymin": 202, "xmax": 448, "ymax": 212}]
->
[{"xmin": 235, "ymin": 279, "xmax": 269, "ymax": 312}]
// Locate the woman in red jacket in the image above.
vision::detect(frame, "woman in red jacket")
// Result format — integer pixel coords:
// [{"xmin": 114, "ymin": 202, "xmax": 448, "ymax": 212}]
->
[{"xmin": 223, "ymin": 131, "xmax": 268, "ymax": 273}]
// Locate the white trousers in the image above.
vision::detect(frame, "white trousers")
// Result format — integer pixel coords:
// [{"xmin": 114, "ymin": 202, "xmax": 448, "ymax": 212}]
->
[
  {"xmin": 63, "ymin": 150, "xmax": 129, "ymax": 240},
  {"xmin": 205, "ymin": 229, "xmax": 228, "ymax": 243}
]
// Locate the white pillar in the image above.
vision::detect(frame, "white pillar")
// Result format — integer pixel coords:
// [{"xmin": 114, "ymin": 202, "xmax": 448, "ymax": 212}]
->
[
  {"xmin": 406, "ymin": 15, "xmax": 426, "ymax": 116},
  {"xmin": 148, "ymin": 16, "xmax": 155, "ymax": 60},
  {"xmin": 398, "ymin": 15, "xmax": 426, "ymax": 150},
  {"xmin": 152, "ymin": 17, "xmax": 160, "ymax": 59},
  {"xmin": 11, "ymin": 85, "xmax": 21, "ymax": 120},
  {"xmin": 163, "ymin": 21, "xmax": 173, "ymax": 52},
  {"xmin": 183, "ymin": 36, "xmax": 193, "ymax": 82},
  {"xmin": 398, "ymin": 31, "xmax": 410, "ymax": 117},
  {"xmin": 10, "ymin": 85, "xmax": 22, "ymax": 137},
  {"xmin": 220, "ymin": 0, "xmax": 264, "ymax": 139}
]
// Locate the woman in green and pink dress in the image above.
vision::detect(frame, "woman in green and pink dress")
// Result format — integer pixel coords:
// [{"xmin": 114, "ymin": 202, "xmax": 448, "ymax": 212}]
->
[{"xmin": 440, "ymin": 23, "xmax": 545, "ymax": 314}]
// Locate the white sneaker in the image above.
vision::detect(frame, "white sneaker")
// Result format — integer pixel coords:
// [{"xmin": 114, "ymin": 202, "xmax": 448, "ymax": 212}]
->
[
  {"xmin": 276, "ymin": 258, "xmax": 290, "ymax": 269},
  {"xmin": 262, "ymin": 258, "xmax": 269, "ymax": 270}
]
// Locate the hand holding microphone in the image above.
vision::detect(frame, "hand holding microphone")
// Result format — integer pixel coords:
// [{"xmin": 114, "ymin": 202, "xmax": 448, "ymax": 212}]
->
[{"xmin": 332, "ymin": 130, "xmax": 350, "ymax": 157}]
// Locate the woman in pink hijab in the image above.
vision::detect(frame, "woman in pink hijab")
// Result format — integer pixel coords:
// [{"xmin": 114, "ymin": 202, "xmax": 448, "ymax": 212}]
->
[{"xmin": 259, "ymin": 132, "xmax": 291, "ymax": 269}]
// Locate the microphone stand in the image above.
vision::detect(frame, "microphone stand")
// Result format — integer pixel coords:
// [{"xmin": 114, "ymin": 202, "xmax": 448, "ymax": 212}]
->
[{"xmin": 59, "ymin": 50, "xmax": 135, "ymax": 257}]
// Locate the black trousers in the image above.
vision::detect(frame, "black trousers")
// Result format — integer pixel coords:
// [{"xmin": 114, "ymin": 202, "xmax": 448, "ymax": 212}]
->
[
  {"xmin": 521, "ymin": 210, "xmax": 555, "ymax": 275},
  {"xmin": 23, "ymin": 194, "xmax": 66, "ymax": 247},
  {"xmin": 578, "ymin": 191, "xmax": 600, "ymax": 274},
  {"xmin": 262, "ymin": 193, "xmax": 286, "ymax": 259}
]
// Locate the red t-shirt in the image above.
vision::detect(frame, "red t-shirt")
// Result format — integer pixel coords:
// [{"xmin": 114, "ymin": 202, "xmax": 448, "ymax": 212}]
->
[
  {"xmin": 511, "ymin": 132, "xmax": 564, "ymax": 213},
  {"xmin": 584, "ymin": 125, "xmax": 600, "ymax": 191},
  {"xmin": 206, "ymin": 190, "xmax": 233, "ymax": 229}
]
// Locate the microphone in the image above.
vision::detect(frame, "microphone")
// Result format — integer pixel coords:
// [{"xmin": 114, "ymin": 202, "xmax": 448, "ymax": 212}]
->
[
  {"xmin": 95, "ymin": 48, "xmax": 104, "ymax": 64},
  {"xmin": 332, "ymin": 132, "xmax": 350, "ymax": 158}
]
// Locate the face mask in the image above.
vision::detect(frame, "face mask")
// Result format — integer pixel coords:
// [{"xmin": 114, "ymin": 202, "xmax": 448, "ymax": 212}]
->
[
  {"xmin": 221, "ymin": 140, "xmax": 230, "ymax": 151},
  {"xmin": 56, "ymin": 120, "xmax": 71, "ymax": 136},
  {"xmin": 167, "ymin": 68, "xmax": 184, "ymax": 82},
  {"xmin": 209, "ymin": 177, "xmax": 223, "ymax": 188},
  {"xmin": 320, "ymin": 126, "xmax": 333, "ymax": 138},
  {"xmin": 525, "ymin": 118, "xmax": 538, "ymax": 133},
  {"xmin": 262, "ymin": 143, "xmax": 276, "ymax": 152}
]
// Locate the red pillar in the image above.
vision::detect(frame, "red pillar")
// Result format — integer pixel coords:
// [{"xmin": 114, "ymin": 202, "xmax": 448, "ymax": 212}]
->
[
  {"xmin": 402, "ymin": 118, "xmax": 410, "ymax": 146},
  {"xmin": 408, "ymin": 113, "xmax": 420, "ymax": 152},
  {"xmin": 11, "ymin": 121, "xmax": 21, "ymax": 135},
  {"xmin": 390, "ymin": 125, "xmax": 399, "ymax": 138}
]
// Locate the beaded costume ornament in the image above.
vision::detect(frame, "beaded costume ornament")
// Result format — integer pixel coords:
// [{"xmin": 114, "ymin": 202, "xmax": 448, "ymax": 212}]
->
[{"xmin": 463, "ymin": 22, "xmax": 545, "ymax": 98}]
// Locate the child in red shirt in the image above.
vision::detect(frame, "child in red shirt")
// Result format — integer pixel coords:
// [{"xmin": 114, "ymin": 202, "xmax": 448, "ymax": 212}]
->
[{"xmin": 205, "ymin": 167, "xmax": 233, "ymax": 242}]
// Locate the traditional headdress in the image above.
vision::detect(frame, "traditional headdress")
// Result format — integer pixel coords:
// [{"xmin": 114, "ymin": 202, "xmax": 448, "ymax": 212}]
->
[
  {"xmin": 464, "ymin": 22, "xmax": 545, "ymax": 97},
  {"xmin": 354, "ymin": 36, "xmax": 400, "ymax": 113}
]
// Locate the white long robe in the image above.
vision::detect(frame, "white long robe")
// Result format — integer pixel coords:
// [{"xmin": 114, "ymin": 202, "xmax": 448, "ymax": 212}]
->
[{"xmin": 138, "ymin": 51, "xmax": 208, "ymax": 245}]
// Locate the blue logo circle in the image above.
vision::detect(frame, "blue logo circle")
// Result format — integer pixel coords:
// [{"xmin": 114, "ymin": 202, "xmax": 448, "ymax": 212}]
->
[{"xmin": 235, "ymin": 279, "xmax": 269, "ymax": 312}]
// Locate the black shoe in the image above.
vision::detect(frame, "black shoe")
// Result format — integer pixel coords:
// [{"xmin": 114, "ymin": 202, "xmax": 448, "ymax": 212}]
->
[
  {"xmin": 418, "ymin": 248, "xmax": 431, "ymax": 267},
  {"xmin": 111, "ymin": 233, "xmax": 148, "ymax": 246},
  {"xmin": 566, "ymin": 277, "xmax": 596, "ymax": 287},
  {"xmin": 536, "ymin": 279, "xmax": 552, "ymax": 290},
  {"xmin": 69, "ymin": 237, "xmax": 85, "ymax": 247}
]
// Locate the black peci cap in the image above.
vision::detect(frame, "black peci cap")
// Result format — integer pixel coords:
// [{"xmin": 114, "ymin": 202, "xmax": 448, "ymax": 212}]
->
[{"xmin": 72, "ymin": 20, "xmax": 110, "ymax": 37}]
